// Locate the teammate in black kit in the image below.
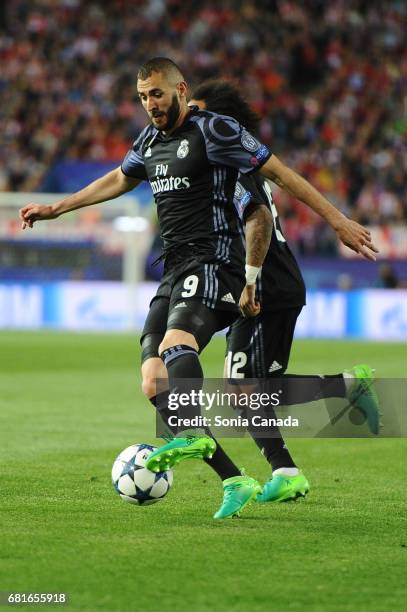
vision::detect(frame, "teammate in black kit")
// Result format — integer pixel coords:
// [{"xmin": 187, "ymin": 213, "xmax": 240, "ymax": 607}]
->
[
  {"xmin": 190, "ymin": 80, "xmax": 381, "ymax": 502},
  {"xmin": 20, "ymin": 58, "xmax": 378, "ymax": 518}
]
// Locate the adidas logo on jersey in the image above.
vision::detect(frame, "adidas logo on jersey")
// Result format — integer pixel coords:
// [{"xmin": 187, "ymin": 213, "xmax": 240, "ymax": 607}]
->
[
  {"xmin": 268, "ymin": 360, "xmax": 282, "ymax": 373},
  {"xmin": 221, "ymin": 293, "xmax": 236, "ymax": 304},
  {"xmin": 174, "ymin": 302, "xmax": 187, "ymax": 309}
]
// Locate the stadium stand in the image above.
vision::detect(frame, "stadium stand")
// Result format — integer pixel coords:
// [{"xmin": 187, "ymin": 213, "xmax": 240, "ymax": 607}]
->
[{"xmin": 1, "ymin": 0, "xmax": 406, "ymax": 259}]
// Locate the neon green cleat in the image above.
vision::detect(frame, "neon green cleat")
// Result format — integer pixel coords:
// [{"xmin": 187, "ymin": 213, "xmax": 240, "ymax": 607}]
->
[
  {"xmin": 257, "ymin": 472, "xmax": 309, "ymax": 503},
  {"xmin": 213, "ymin": 474, "xmax": 262, "ymax": 519},
  {"xmin": 346, "ymin": 364, "xmax": 381, "ymax": 435},
  {"xmin": 146, "ymin": 435, "xmax": 216, "ymax": 472}
]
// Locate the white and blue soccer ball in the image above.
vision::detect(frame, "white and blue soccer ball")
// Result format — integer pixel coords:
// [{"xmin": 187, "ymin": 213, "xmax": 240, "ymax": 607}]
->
[{"xmin": 112, "ymin": 443, "xmax": 173, "ymax": 505}]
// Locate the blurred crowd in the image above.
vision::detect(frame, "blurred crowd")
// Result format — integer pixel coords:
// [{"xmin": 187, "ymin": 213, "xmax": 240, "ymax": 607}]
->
[{"xmin": 1, "ymin": 0, "xmax": 406, "ymax": 255}]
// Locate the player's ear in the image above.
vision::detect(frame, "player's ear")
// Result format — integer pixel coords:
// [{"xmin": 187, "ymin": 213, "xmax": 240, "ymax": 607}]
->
[{"xmin": 177, "ymin": 81, "xmax": 188, "ymax": 99}]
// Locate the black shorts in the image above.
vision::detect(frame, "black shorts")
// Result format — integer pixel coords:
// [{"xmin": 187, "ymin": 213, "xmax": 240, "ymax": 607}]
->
[
  {"xmin": 225, "ymin": 307, "xmax": 302, "ymax": 379},
  {"xmin": 155, "ymin": 257, "xmax": 244, "ymax": 314},
  {"xmin": 141, "ymin": 257, "xmax": 243, "ymax": 362}
]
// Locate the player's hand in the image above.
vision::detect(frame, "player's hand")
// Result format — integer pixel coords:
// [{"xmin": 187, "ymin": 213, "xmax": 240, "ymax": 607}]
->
[
  {"xmin": 335, "ymin": 218, "xmax": 379, "ymax": 261},
  {"xmin": 239, "ymin": 284, "xmax": 261, "ymax": 318},
  {"xmin": 19, "ymin": 203, "xmax": 59, "ymax": 229}
]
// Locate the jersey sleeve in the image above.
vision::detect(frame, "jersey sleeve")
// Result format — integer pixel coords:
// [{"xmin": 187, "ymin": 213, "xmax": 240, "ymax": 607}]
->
[
  {"xmin": 199, "ymin": 114, "xmax": 272, "ymax": 174},
  {"xmin": 234, "ymin": 173, "xmax": 269, "ymax": 220},
  {"xmin": 121, "ymin": 127, "xmax": 150, "ymax": 180}
]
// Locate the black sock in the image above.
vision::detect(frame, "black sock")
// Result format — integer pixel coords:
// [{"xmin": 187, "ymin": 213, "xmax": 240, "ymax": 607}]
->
[
  {"xmin": 245, "ymin": 375, "xmax": 345, "ymax": 471},
  {"xmin": 265, "ymin": 374, "xmax": 346, "ymax": 405},
  {"xmin": 320, "ymin": 374, "xmax": 347, "ymax": 397},
  {"xmin": 158, "ymin": 345, "xmax": 241, "ymax": 481},
  {"xmin": 161, "ymin": 345, "xmax": 204, "ymax": 428},
  {"xmin": 246, "ymin": 374, "xmax": 346, "ymax": 471},
  {"xmin": 203, "ymin": 438, "xmax": 241, "ymax": 480},
  {"xmin": 246, "ymin": 407, "xmax": 297, "ymax": 471},
  {"xmin": 150, "ymin": 390, "xmax": 176, "ymax": 435},
  {"xmin": 249, "ymin": 436, "xmax": 296, "ymax": 472},
  {"xmin": 150, "ymin": 393, "xmax": 240, "ymax": 480}
]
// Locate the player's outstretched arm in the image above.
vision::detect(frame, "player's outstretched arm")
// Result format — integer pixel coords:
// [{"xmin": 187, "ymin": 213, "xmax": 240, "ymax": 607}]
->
[
  {"xmin": 19, "ymin": 167, "xmax": 140, "ymax": 229},
  {"xmin": 239, "ymin": 206, "xmax": 273, "ymax": 318},
  {"xmin": 260, "ymin": 154, "xmax": 379, "ymax": 261}
]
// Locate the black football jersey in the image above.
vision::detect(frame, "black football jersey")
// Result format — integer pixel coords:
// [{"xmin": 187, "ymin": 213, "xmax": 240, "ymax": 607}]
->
[
  {"xmin": 234, "ymin": 173, "xmax": 306, "ymax": 311},
  {"xmin": 121, "ymin": 107, "xmax": 272, "ymax": 270}
]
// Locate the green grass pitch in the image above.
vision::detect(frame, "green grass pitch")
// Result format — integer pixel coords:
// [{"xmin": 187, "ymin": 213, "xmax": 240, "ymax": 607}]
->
[{"xmin": 0, "ymin": 332, "xmax": 406, "ymax": 611}]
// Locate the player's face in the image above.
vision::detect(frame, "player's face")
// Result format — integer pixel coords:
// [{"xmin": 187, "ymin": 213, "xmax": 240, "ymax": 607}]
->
[
  {"xmin": 189, "ymin": 99, "xmax": 206, "ymax": 110},
  {"xmin": 137, "ymin": 72, "xmax": 183, "ymax": 131}
]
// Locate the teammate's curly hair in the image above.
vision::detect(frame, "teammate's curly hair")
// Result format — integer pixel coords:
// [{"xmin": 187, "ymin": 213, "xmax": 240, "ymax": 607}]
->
[{"xmin": 191, "ymin": 80, "xmax": 260, "ymax": 133}]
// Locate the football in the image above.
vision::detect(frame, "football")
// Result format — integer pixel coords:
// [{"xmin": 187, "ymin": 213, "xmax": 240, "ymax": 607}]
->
[{"xmin": 112, "ymin": 443, "xmax": 173, "ymax": 505}]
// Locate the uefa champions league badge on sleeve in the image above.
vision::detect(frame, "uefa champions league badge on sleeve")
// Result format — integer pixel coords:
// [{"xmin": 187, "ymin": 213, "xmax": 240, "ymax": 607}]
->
[
  {"xmin": 177, "ymin": 139, "xmax": 189, "ymax": 159},
  {"xmin": 255, "ymin": 145, "xmax": 269, "ymax": 162},
  {"xmin": 250, "ymin": 145, "xmax": 269, "ymax": 167},
  {"xmin": 234, "ymin": 182, "xmax": 252, "ymax": 216}
]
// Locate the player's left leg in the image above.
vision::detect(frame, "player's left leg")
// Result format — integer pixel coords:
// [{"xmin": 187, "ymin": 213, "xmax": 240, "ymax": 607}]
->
[
  {"xmin": 140, "ymin": 296, "xmax": 175, "ymax": 434},
  {"xmin": 141, "ymin": 355, "xmax": 171, "ymax": 429}
]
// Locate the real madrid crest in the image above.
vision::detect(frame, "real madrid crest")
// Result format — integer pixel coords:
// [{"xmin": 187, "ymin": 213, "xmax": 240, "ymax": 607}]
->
[
  {"xmin": 177, "ymin": 139, "xmax": 189, "ymax": 159},
  {"xmin": 241, "ymin": 131, "xmax": 260, "ymax": 153}
]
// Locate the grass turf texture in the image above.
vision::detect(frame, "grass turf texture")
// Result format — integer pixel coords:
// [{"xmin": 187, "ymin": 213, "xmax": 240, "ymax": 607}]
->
[{"xmin": 0, "ymin": 332, "xmax": 406, "ymax": 611}]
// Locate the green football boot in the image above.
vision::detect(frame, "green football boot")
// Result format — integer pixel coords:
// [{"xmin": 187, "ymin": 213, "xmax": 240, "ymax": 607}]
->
[
  {"xmin": 213, "ymin": 474, "xmax": 262, "ymax": 519},
  {"xmin": 257, "ymin": 472, "xmax": 309, "ymax": 503},
  {"xmin": 146, "ymin": 435, "xmax": 216, "ymax": 472},
  {"xmin": 346, "ymin": 364, "xmax": 381, "ymax": 435}
]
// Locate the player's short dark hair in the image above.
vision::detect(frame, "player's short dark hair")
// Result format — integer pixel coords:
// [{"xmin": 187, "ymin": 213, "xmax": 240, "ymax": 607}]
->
[
  {"xmin": 137, "ymin": 57, "xmax": 185, "ymax": 84},
  {"xmin": 191, "ymin": 80, "xmax": 260, "ymax": 133}
]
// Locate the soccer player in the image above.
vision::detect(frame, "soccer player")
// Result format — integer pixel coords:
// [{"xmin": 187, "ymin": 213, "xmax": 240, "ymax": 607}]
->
[
  {"xmin": 20, "ymin": 58, "xmax": 378, "ymax": 518},
  {"xmin": 189, "ymin": 79, "xmax": 381, "ymax": 503}
]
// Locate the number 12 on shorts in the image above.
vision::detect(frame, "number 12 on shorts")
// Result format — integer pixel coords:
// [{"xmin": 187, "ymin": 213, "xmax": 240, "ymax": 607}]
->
[{"xmin": 226, "ymin": 351, "xmax": 247, "ymax": 378}]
